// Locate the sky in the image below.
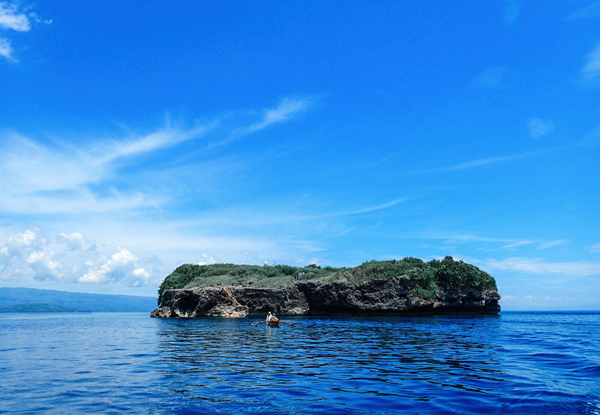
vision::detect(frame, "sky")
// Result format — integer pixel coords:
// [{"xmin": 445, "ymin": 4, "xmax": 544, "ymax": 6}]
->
[{"xmin": 0, "ymin": 1, "xmax": 599, "ymax": 310}]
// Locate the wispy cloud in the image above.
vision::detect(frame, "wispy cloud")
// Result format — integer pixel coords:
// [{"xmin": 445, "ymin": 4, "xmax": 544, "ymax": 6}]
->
[
  {"xmin": 449, "ymin": 155, "xmax": 524, "ymax": 170},
  {"xmin": 582, "ymin": 43, "xmax": 600, "ymax": 84},
  {"xmin": 240, "ymin": 97, "xmax": 312, "ymax": 135},
  {"xmin": 340, "ymin": 198, "xmax": 409, "ymax": 216},
  {"xmin": 0, "ymin": 99, "xmax": 310, "ymax": 216},
  {"xmin": 528, "ymin": 118, "xmax": 554, "ymax": 139},
  {"xmin": 538, "ymin": 240, "xmax": 567, "ymax": 250},
  {"xmin": 469, "ymin": 66, "xmax": 508, "ymax": 89},
  {"xmin": 502, "ymin": 240, "xmax": 534, "ymax": 249},
  {"xmin": 480, "ymin": 257, "xmax": 600, "ymax": 277},
  {"xmin": 107, "ymin": 124, "xmax": 212, "ymax": 161},
  {"xmin": 0, "ymin": 126, "xmax": 202, "ymax": 214},
  {"xmin": 591, "ymin": 243, "xmax": 600, "ymax": 252},
  {"xmin": 579, "ymin": 123, "xmax": 600, "ymax": 146},
  {"xmin": 399, "ymin": 233, "xmax": 571, "ymax": 253},
  {"xmin": 424, "ymin": 148, "xmax": 555, "ymax": 174},
  {"xmin": 0, "ymin": 37, "xmax": 14, "ymax": 61},
  {"xmin": 410, "ymin": 153, "xmax": 532, "ymax": 176},
  {"xmin": 203, "ymin": 97, "xmax": 313, "ymax": 150},
  {"xmin": 396, "ymin": 232, "xmax": 514, "ymax": 244},
  {"xmin": 504, "ymin": 0, "xmax": 521, "ymax": 23},
  {"xmin": 567, "ymin": 2, "xmax": 600, "ymax": 20}
]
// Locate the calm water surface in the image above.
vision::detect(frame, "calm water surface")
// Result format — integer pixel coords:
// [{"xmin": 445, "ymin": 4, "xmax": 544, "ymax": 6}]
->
[{"xmin": 0, "ymin": 312, "xmax": 599, "ymax": 414}]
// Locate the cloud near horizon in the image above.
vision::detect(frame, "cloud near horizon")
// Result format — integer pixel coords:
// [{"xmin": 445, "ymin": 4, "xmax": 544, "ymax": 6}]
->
[{"xmin": 0, "ymin": 229, "xmax": 157, "ymax": 287}]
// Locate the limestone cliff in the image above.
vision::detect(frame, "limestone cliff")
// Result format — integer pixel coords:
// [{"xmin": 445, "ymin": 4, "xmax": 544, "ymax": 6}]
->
[{"xmin": 150, "ymin": 276, "xmax": 500, "ymax": 318}]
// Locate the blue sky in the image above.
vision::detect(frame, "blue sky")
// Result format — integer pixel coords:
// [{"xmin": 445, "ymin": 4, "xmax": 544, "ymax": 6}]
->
[{"xmin": 1, "ymin": 1, "xmax": 599, "ymax": 310}]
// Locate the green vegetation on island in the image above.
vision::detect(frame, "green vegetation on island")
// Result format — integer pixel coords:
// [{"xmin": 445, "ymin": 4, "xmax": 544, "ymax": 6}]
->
[{"xmin": 158, "ymin": 256, "xmax": 497, "ymax": 306}]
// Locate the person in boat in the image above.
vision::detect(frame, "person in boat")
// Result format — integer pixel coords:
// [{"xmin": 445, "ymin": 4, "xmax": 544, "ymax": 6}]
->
[{"xmin": 266, "ymin": 311, "xmax": 276, "ymax": 322}]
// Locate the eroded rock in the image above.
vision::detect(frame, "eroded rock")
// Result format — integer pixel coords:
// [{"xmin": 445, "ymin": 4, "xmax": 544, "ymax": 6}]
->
[{"xmin": 151, "ymin": 276, "xmax": 501, "ymax": 318}]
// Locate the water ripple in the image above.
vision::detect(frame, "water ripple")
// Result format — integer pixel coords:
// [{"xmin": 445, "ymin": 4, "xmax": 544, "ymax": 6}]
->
[{"xmin": 0, "ymin": 312, "xmax": 599, "ymax": 414}]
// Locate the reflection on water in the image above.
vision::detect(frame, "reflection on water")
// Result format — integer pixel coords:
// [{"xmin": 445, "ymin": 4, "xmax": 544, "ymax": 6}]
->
[
  {"xmin": 154, "ymin": 316, "xmax": 512, "ymax": 414},
  {"xmin": 152, "ymin": 314, "xmax": 600, "ymax": 414},
  {"xmin": 0, "ymin": 313, "xmax": 598, "ymax": 414}
]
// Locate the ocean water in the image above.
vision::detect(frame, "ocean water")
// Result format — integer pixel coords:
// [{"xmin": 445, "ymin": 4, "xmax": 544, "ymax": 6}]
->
[{"xmin": 0, "ymin": 312, "xmax": 599, "ymax": 414}]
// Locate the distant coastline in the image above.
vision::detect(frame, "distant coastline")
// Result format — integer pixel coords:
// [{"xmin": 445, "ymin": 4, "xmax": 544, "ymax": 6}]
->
[{"xmin": 0, "ymin": 287, "xmax": 156, "ymax": 313}]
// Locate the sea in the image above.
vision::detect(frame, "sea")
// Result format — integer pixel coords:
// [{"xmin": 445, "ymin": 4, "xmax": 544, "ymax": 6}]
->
[{"xmin": 0, "ymin": 312, "xmax": 599, "ymax": 415}]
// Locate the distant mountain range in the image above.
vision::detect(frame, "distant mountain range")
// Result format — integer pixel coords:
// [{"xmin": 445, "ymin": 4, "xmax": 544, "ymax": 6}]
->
[{"xmin": 0, "ymin": 287, "xmax": 157, "ymax": 313}]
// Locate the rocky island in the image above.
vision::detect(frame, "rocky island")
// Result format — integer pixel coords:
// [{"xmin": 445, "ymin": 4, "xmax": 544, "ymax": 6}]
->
[{"xmin": 151, "ymin": 256, "xmax": 500, "ymax": 318}]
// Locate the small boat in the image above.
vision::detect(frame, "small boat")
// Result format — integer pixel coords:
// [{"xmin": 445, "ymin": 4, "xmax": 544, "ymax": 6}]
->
[
  {"xmin": 251, "ymin": 316, "xmax": 295, "ymax": 327},
  {"xmin": 251, "ymin": 312, "xmax": 296, "ymax": 327}
]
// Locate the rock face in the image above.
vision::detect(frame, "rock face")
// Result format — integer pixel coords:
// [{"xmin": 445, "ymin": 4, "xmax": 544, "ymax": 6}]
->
[{"xmin": 150, "ymin": 277, "xmax": 500, "ymax": 318}]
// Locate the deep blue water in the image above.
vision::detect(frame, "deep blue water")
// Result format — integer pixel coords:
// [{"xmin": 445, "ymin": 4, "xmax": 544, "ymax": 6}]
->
[{"xmin": 0, "ymin": 312, "xmax": 599, "ymax": 414}]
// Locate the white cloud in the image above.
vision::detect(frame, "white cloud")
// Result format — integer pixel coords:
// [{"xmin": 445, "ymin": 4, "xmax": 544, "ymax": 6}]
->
[
  {"xmin": 79, "ymin": 246, "xmax": 152, "ymax": 286},
  {"xmin": 131, "ymin": 268, "xmax": 151, "ymax": 287},
  {"xmin": 0, "ymin": 228, "xmax": 57, "ymax": 281},
  {"xmin": 2, "ymin": 228, "xmax": 46, "ymax": 259},
  {"xmin": 0, "ymin": 2, "xmax": 31, "ymax": 31},
  {"xmin": 58, "ymin": 232, "xmax": 96, "ymax": 251},
  {"xmin": 502, "ymin": 295, "xmax": 518, "ymax": 301},
  {"xmin": 582, "ymin": 43, "xmax": 600, "ymax": 84},
  {"xmin": 591, "ymin": 243, "xmax": 600, "ymax": 252},
  {"xmin": 0, "ymin": 36, "xmax": 15, "ymax": 61},
  {"xmin": 0, "ymin": 228, "xmax": 158, "ymax": 287},
  {"xmin": 567, "ymin": 2, "xmax": 600, "ymax": 20},
  {"xmin": 0, "ymin": 2, "xmax": 41, "ymax": 62},
  {"xmin": 528, "ymin": 118, "xmax": 554, "ymax": 139},
  {"xmin": 197, "ymin": 253, "xmax": 218, "ymax": 266},
  {"xmin": 294, "ymin": 257, "xmax": 324, "ymax": 266},
  {"xmin": 27, "ymin": 248, "xmax": 62, "ymax": 281}
]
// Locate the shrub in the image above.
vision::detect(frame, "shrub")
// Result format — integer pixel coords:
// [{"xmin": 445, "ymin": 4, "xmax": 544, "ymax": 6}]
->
[{"xmin": 156, "ymin": 257, "xmax": 497, "ymax": 305}]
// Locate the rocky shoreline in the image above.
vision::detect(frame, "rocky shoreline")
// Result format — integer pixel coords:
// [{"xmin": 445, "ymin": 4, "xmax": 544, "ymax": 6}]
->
[{"xmin": 151, "ymin": 276, "xmax": 501, "ymax": 318}]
